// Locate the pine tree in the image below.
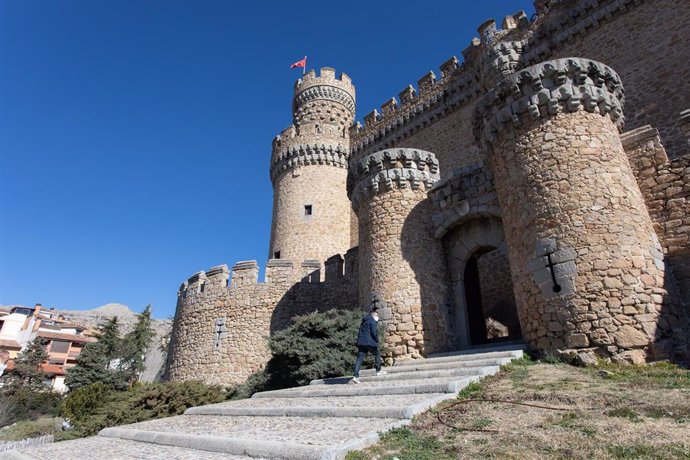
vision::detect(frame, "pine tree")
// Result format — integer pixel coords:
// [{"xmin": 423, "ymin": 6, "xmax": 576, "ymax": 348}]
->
[
  {"xmin": 65, "ymin": 341, "xmax": 116, "ymax": 390},
  {"xmin": 65, "ymin": 316, "xmax": 128, "ymax": 391},
  {"xmin": 120, "ymin": 305, "xmax": 154, "ymax": 386},
  {"xmin": 4, "ymin": 337, "xmax": 50, "ymax": 392},
  {"xmin": 97, "ymin": 316, "xmax": 122, "ymax": 358}
]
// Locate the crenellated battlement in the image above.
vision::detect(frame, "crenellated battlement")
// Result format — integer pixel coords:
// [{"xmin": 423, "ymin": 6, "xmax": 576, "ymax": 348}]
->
[
  {"xmin": 177, "ymin": 250, "xmax": 360, "ymax": 298},
  {"xmin": 347, "ymin": 10, "xmax": 531, "ymax": 158},
  {"xmin": 293, "ymin": 67, "xmax": 356, "ymax": 115},
  {"xmin": 349, "ymin": 0, "xmax": 644, "ymax": 161},
  {"xmin": 349, "ymin": 54, "xmax": 481, "ymax": 160},
  {"xmin": 473, "ymin": 57, "xmax": 625, "ymax": 147},
  {"xmin": 347, "ymin": 148, "xmax": 441, "ymax": 213}
]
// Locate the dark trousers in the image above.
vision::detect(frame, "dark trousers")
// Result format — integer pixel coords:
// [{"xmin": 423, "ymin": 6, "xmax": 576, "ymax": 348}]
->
[{"xmin": 353, "ymin": 345, "xmax": 382, "ymax": 378}]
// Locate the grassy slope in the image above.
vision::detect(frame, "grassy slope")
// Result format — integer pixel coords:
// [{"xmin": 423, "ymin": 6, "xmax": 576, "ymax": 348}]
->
[
  {"xmin": 0, "ymin": 417, "xmax": 61, "ymax": 442},
  {"xmin": 347, "ymin": 358, "xmax": 690, "ymax": 460}
]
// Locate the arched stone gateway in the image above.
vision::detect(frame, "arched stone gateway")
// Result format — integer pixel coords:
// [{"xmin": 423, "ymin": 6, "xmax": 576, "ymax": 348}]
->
[{"xmin": 444, "ymin": 217, "xmax": 522, "ymax": 348}]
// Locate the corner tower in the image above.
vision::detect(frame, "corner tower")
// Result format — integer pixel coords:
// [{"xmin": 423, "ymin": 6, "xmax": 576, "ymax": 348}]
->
[{"xmin": 269, "ymin": 67, "xmax": 355, "ymax": 265}]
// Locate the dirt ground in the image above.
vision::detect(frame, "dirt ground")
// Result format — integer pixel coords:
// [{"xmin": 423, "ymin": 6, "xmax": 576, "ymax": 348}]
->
[{"xmin": 347, "ymin": 358, "xmax": 690, "ymax": 460}]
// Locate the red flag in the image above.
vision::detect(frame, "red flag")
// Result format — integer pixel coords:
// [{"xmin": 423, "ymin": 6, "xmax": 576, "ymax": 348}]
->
[{"xmin": 290, "ymin": 56, "xmax": 307, "ymax": 69}]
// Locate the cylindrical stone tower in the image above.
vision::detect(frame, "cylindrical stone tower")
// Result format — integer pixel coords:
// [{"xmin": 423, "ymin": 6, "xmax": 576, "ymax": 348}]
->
[
  {"xmin": 348, "ymin": 148, "xmax": 452, "ymax": 360},
  {"xmin": 474, "ymin": 58, "xmax": 676, "ymax": 362},
  {"xmin": 269, "ymin": 67, "xmax": 355, "ymax": 265}
]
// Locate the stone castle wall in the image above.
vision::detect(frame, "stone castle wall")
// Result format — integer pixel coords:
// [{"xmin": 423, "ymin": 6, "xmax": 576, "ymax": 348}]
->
[
  {"xmin": 167, "ymin": 0, "xmax": 690, "ymax": 386},
  {"xmin": 540, "ymin": 0, "xmax": 690, "ymax": 160},
  {"xmin": 350, "ymin": 0, "xmax": 690, "ymax": 169},
  {"xmin": 623, "ymin": 125, "xmax": 690, "ymax": 315},
  {"xmin": 269, "ymin": 165, "xmax": 352, "ymax": 264},
  {"xmin": 165, "ymin": 255, "xmax": 359, "ymax": 385}
]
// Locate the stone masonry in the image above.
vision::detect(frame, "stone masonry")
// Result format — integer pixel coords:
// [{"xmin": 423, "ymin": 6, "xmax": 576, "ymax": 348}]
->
[{"xmin": 165, "ymin": 0, "xmax": 690, "ymax": 386}]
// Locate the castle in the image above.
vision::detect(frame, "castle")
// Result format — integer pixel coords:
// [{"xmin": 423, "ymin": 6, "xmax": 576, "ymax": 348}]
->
[{"xmin": 165, "ymin": 0, "xmax": 690, "ymax": 385}]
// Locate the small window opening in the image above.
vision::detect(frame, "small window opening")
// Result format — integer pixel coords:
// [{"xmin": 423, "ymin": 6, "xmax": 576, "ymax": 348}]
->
[
  {"xmin": 304, "ymin": 205, "xmax": 313, "ymax": 216},
  {"xmin": 315, "ymin": 124, "xmax": 320, "ymax": 134},
  {"xmin": 274, "ymin": 251, "xmax": 281, "ymax": 259}
]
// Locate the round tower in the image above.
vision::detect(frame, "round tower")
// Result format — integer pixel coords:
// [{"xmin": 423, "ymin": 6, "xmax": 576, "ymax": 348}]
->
[
  {"xmin": 348, "ymin": 148, "xmax": 453, "ymax": 360},
  {"xmin": 474, "ymin": 58, "xmax": 676, "ymax": 362},
  {"xmin": 269, "ymin": 67, "xmax": 355, "ymax": 266}
]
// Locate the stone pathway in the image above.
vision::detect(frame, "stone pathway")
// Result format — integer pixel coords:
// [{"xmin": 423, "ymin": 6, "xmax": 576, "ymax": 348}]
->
[{"xmin": 3, "ymin": 344, "xmax": 524, "ymax": 460}]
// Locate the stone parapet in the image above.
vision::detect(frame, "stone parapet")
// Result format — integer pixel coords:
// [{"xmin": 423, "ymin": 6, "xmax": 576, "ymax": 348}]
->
[
  {"xmin": 293, "ymin": 82, "xmax": 355, "ymax": 115},
  {"xmin": 293, "ymin": 67, "xmax": 355, "ymax": 113},
  {"xmin": 347, "ymin": 148, "xmax": 440, "ymax": 213},
  {"xmin": 349, "ymin": 59, "xmax": 481, "ymax": 161},
  {"xmin": 270, "ymin": 143, "xmax": 349, "ymax": 184},
  {"xmin": 474, "ymin": 57, "xmax": 625, "ymax": 147},
  {"xmin": 522, "ymin": 0, "xmax": 646, "ymax": 66},
  {"xmin": 167, "ymin": 251, "xmax": 361, "ymax": 385},
  {"xmin": 349, "ymin": 0, "xmax": 645, "ymax": 162}
]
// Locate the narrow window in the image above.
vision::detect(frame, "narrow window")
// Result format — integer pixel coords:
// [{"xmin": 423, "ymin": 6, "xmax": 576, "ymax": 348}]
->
[
  {"xmin": 304, "ymin": 205, "xmax": 313, "ymax": 216},
  {"xmin": 315, "ymin": 124, "xmax": 320, "ymax": 134},
  {"xmin": 274, "ymin": 251, "xmax": 281, "ymax": 259}
]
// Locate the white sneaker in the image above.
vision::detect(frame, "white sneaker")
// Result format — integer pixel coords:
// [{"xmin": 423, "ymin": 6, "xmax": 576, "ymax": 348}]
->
[
  {"xmin": 376, "ymin": 370, "xmax": 387, "ymax": 376},
  {"xmin": 351, "ymin": 377, "xmax": 361, "ymax": 384}
]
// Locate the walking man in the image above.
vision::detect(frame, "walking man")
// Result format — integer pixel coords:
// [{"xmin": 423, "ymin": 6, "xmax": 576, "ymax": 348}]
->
[{"xmin": 351, "ymin": 305, "xmax": 386, "ymax": 383}]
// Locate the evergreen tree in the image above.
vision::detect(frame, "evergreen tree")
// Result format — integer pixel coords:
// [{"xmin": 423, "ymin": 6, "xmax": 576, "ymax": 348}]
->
[
  {"xmin": 120, "ymin": 305, "xmax": 154, "ymax": 386},
  {"xmin": 4, "ymin": 337, "xmax": 50, "ymax": 392},
  {"xmin": 97, "ymin": 316, "xmax": 122, "ymax": 358},
  {"xmin": 65, "ymin": 316, "xmax": 128, "ymax": 391},
  {"xmin": 64, "ymin": 341, "xmax": 116, "ymax": 391}
]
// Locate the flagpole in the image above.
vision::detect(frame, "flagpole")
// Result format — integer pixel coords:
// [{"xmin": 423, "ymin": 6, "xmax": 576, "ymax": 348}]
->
[{"xmin": 303, "ymin": 56, "xmax": 307, "ymax": 75}]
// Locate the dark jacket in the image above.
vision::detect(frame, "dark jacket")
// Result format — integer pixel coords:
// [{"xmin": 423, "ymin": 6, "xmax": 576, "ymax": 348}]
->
[{"xmin": 356, "ymin": 315, "xmax": 379, "ymax": 347}]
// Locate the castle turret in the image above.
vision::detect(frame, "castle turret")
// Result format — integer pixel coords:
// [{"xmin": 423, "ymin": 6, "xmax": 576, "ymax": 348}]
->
[
  {"xmin": 348, "ymin": 148, "xmax": 453, "ymax": 360},
  {"xmin": 474, "ymin": 57, "xmax": 678, "ymax": 362},
  {"xmin": 269, "ymin": 67, "xmax": 356, "ymax": 266}
]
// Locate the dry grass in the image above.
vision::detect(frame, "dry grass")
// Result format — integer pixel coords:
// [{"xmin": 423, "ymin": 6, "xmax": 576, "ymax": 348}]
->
[{"xmin": 346, "ymin": 358, "xmax": 690, "ymax": 460}]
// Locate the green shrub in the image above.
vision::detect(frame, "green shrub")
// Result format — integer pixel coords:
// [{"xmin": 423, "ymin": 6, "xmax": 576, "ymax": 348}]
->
[
  {"xmin": 59, "ymin": 381, "xmax": 226, "ymax": 438},
  {"xmin": 262, "ymin": 309, "xmax": 375, "ymax": 389},
  {"xmin": 0, "ymin": 389, "xmax": 62, "ymax": 427}
]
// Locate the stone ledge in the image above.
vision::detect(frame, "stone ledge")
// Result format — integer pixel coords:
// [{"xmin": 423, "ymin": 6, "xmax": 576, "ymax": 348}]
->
[{"xmin": 620, "ymin": 125, "xmax": 660, "ymax": 149}]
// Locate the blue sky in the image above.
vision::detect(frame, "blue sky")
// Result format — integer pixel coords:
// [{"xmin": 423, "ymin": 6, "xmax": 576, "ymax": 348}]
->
[{"xmin": 0, "ymin": 0, "xmax": 534, "ymax": 318}]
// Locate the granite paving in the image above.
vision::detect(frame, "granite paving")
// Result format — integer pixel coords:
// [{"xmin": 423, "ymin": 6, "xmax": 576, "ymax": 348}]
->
[
  {"xmin": 198, "ymin": 393, "xmax": 443, "ymax": 409},
  {"xmin": 0, "ymin": 437, "xmax": 260, "ymax": 460},
  {"xmin": 119, "ymin": 415, "xmax": 406, "ymax": 446}
]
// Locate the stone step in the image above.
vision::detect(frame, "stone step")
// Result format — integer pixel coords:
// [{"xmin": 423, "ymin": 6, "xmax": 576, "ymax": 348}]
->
[
  {"xmin": 395, "ymin": 348, "xmax": 524, "ymax": 366},
  {"xmin": 2, "ymin": 436, "xmax": 261, "ymax": 460},
  {"xmin": 187, "ymin": 393, "xmax": 453, "ymax": 419},
  {"xmin": 310, "ymin": 365, "xmax": 497, "ymax": 385},
  {"xmin": 96, "ymin": 415, "xmax": 411, "ymax": 460},
  {"xmin": 360, "ymin": 357, "xmax": 512, "ymax": 375},
  {"xmin": 5, "ymin": 348, "xmax": 521, "ymax": 460},
  {"xmin": 253, "ymin": 375, "xmax": 480, "ymax": 399},
  {"xmin": 427, "ymin": 343, "xmax": 526, "ymax": 358}
]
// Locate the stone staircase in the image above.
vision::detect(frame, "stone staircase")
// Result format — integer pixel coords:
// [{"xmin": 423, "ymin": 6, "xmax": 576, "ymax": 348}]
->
[{"xmin": 3, "ymin": 345, "xmax": 524, "ymax": 460}]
